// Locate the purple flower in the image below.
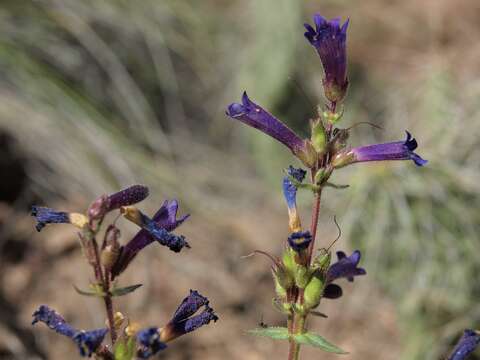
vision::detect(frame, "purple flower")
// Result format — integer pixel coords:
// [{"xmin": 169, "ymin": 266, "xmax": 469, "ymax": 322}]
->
[
  {"xmin": 137, "ymin": 328, "xmax": 167, "ymax": 359},
  {"xmin": 160, "ymin": 290, "xmax": 218, "ymax": 342},
  {"xmin": 73, "ymin": 329, "xmax": 109, "ymax": 357},
  {"xmin": 32, "ymin": 305, "xmax": 76, "ymax": 338},
  {"xmin": 88, "ymin": 185, "xmax": 149, "ymax": 220},
  {"xmin": 448, "ymin": 329, "xmax": 480, "ymax": 360},
  {"xmin": 111, "ymin": 200, "xmax": 189, "ymax": 278},
  {"xmin": 334, "ymin": 131, "xmax": 428, "ymax": 168},
  {"xmin": 107, "ymin": 185, "xmax": 149, "ymax": 210},
  {"xmin": 226, "ymin": 92, "xmax": 309, "ymax": 158},
  {"xmin": 31, "ymin": 207, "xmax": 70, "ymax": 232},
  {"xmin": 287, "ymin": 231, "xmax": 312, "ymax": 252},
  {"xmin": 326, "ymin": 250, "xmax": 366, "ymax": 283},
  {"xmin": 171, "ymin": 290, "xmax": 209, "ymax": 322},
  {"xmin": 304, "ymin": 14, "xmax": 349, "ymax": 102},
  {"xmin": 32, "ymin": 305, "xmax": 108, "ymax": 357}
]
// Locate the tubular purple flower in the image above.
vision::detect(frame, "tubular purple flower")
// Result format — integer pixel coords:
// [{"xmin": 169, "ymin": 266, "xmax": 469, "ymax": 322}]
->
[
  {"xmin": 448, "ymin": 329, "xmax": 480, "ymax": 360},
  {"xmin": 304, "ymin": 14, "xmax": 349, "ymax": 102},
  {"xmin": 160, "ymin": 291, "xmax": 218, "ymax": 343},
  {"xmin": 106, "ymin": 185, "xmax": 149, "ymax": 211},
  {"xmin": 333, "ymin": 131, "xmax": 428, "ymax": 168},
  {"xmin": 226, "ymin": 92, "xmax": 316, "ymax": 166},
  {"xmin": 31, "ymin": 207, "xmax": 68, "ymax": 232},
  {"xmin": 326, "ymin": 250, "xmax": 366, "ymax": 283},
  {"xmin": 171, "ymin": 290, "xmax": 209, "ymax": 322},
  {"xmin": 137, "ymin": 327, "xmax": 167, "ymax": 359},
  {"xmin": 88, "ymin": 185, "xmax": 150, "ymax": 220},
  {"xmin": 32, "ymin": 305, "xmax": 108, "ymax": 357},
  {"xmin": 111, "ymin": 200, "xmax": 189, "ymax": 278},
  {"xmin": 32, "ymin": 305, "xmax": 76, "ymax": 338},
  {"xmin": 73, "ymin": 329, "xmax": 109, "ymax": 357}
]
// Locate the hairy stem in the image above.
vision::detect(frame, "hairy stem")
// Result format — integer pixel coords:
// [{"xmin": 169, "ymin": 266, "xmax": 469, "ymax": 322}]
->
[
  {"xmin": 103, "ymin": 275, "xmax": 117, "ymax": 344},
  {"xmin": 90, "ymin": 230, "xmax": 117, "ymax": 344},
  {"xmin": 306, "ymin": 183, "xmax": 323, "ymax": 264}
]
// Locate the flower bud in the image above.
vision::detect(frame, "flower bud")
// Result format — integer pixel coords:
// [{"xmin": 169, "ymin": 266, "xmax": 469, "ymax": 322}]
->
[
  {"xmin": 304, "ymin": 274, "xmax": 324, "ymax": 310},
  {"xmin": 282, "ymin": 248, "xmax": 297, "ymax": 277},
  {"xmin": 272, "ymin": 270, "xmax": 288, "ymax": 300},
  {"xmin": 101, "ymin": 226, "xmax": 121, "ymax": 270},
  {"xmin": 310, "ymin": 119, "xmax": 327, "ymax": 154},
  {"xmin": 294, "ymin": 265, "xmax": 310, "ymax": 289}
]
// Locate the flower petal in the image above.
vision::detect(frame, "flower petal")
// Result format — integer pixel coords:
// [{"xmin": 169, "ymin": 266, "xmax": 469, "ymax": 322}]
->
[
  {"xmin": 326, "ymin": 250, "xmax": 366, "ymax": 283},
  {"xmin": 226, "ymin": 92, "xmax": 305, "ymax": 154},
  {"xmin": 448, "ymin": 329, "xmax": 480, "ymax": 360}
]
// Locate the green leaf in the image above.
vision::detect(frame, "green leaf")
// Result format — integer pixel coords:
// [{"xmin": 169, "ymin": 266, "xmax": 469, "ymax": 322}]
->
[
  {"xmin": 73, "ymin": 284, "xmax": 106, "ymax": 297},
  {"xmin": 293, "ymin": 332, "xmax": 348, "ymax": 354},
  {"xmin": 247, "ymin": 327, "xmax": 289, "ymax": 340},
  {"xmin": 111, "ymin": 284, "xmax": 143, "ymax": 297},
  {"xmin": 114, "ymin": 337, "xmax": 136, "ymax": 360}
]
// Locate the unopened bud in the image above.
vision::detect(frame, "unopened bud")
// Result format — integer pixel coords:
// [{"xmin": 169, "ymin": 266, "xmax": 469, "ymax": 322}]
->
[
  {"xmin": 311, "ymin": 119, "xmax": 327, "ymax": 154},
  {"xmin": 294, "ymin": 265, "xmax": 310, "ymax": 289},
  {"xmin": 304, "ymin": 273, "xmax": 324, "ymax": 310}
]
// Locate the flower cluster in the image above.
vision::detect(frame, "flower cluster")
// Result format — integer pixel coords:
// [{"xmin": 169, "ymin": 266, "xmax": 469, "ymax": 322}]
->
[
  {"xmin": 225, "ymin": 11, "xmax": 431, "ymax": 359},
  {"xmin": 30, "ymin": 185, "xmax": 217, "ymax": 358}
]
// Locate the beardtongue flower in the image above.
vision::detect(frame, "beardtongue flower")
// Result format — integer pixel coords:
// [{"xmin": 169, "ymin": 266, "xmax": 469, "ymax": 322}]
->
[
  {"xmin": 136, "ymin": 327, "xmax": 167, "ymax": 359},
  {"xmin": 111, "ymin": 200, "xmax": 189, "ymax": 278},
  {"xmin": 226, "ymin": 92, "xmax": 317, "ymax": 167},
  {"xmin": 448, "ymin": 329, "xmax": 480, "ymax": 360},
  {"xmin": 333, "ymin": 131, "xmax": 428, "ymax": 168},
  {"xmin": 88, "ymin": 185, "xmax": 150, "ymax": 220},
  {"xmin": 304, "ymin": 14, "xmax": 349, "ymax": 103},
  {"xmin": 31, "ymin": 206, "xmax": 88, "ymax": 232},
  {"xmin": 326, "ymin": 250, "xmax": 366, "ymax": 283},
  {"xmin": 159, "ymin": 290, "xmax": 218, "ymax": 343},
  {"xmin": 32, "ymin": 305, "xmax": 108, "ymax": 357}
]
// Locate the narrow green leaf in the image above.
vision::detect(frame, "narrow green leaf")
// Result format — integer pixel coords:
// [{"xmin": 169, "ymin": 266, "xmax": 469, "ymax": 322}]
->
[
  {"xmin": 111, "ymin": 284, "xmax": 143, "ymax": 297},
  {"xmin": 293, "ymin": 332, "xmax": 348, "ymax": 354},
  {"xmin": 73, "ymin": 284, "xmax": 106, "ymax": 297},
  {"xmin": 247, "ymin": 327, "xmax": 289, "ymax": 340}
]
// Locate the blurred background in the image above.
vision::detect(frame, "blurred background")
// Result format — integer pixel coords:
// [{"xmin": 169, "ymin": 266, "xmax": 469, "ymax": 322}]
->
[{"xmin": 0, "ymin": 0, "xmax": 479, "ymax": 359}]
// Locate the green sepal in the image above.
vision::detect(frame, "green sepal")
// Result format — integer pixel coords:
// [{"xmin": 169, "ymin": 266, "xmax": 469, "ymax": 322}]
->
[
  {"xmin": 272, "ymin": 271, "xmax": 288, "ymax": 300},
  {"xmin": 294, "ymin": 265, "xmax": 310, "ymax": 289},
  {"xmin": 73, "ymin": 284, "xmax": 106, "ymax": 297},
  {"xmin": 282, "ymin": 248, "xmax": 297, "ymax": 276},
  {"xmin": 303, "ymin": 273, "xmax": 324, "ymax": 310},
  {"xmin": 111, "ymin": 284, "xmax": 143, "ymax": 297},
  {"xmin": 247, "ymin": 327, "xmax": 289, "ymax": 341},
  {"xmin": 293, "ymin": 332, "xmax": 348, "ymax": 354},
  {"xmin": 311, "ymin": 119, "xmax": 327, "ymax": 154},
  {"xmin": 114, "ymin": 336, "xmax": 137, "ymax": 360}
]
